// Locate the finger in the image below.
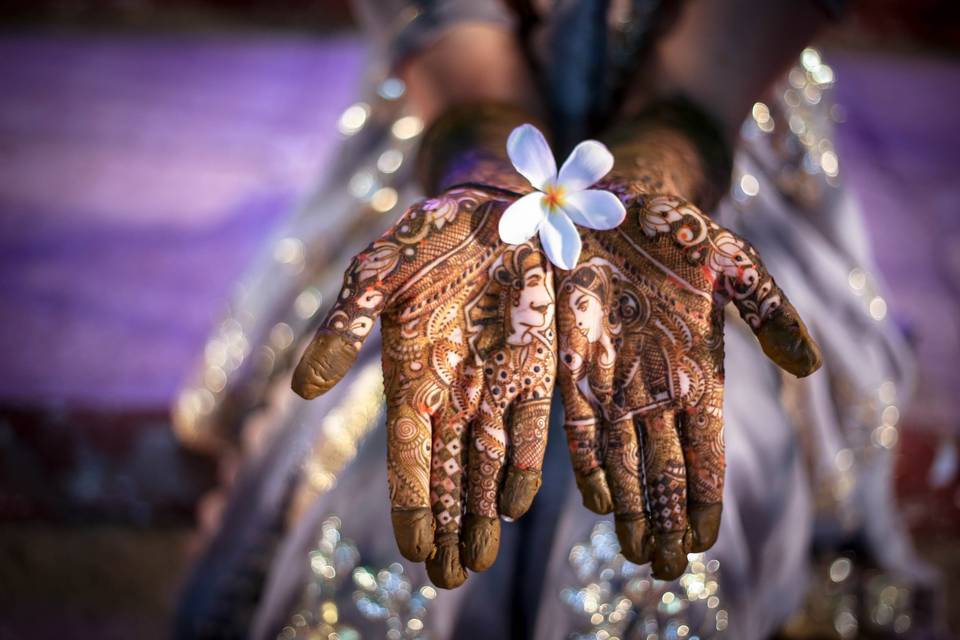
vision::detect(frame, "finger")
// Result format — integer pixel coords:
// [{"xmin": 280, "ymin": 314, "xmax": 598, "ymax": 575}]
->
[
  {"xmin": 292, "ymin": 251, "xmax": 393, "ymax": 398},
  {"xmin": 292, "ymin": 328, "xmax": 362, "ymax": 400},
  {"xmin": 585, "ymin": 284, "xmax": 620, "ymax": 512},
  {"xmin": 755, "ymin": 300, "xmax": 822, "ymax": 377},
  {"xmin": 294, "ymin": 195, "xmax": 450, "ymax": 399},
  {"xmin": 386, "ymin": 398, "xmax": 434, "ymax": 563},
  {"xmin": 462, "ymin": 384, "xmax": 507, "ymax": 572},
  {"xmin": 496, "ymin": 243, "xmax": 557, "ymax": 519},
  {"xmin": 560, "ymin": 382, "xmax": 611, "ymax": 514},
  {"xmin": 557, "ymin": 268, "xmax": 613, "ymax": 514},
  {"xmin": 501, "ymin": 397, "xmax": 551, "ymax": 520},
  {"xmin": 640, "ymin": 408, "xmax": 690, "ymax": 580},
  {"xmin": 425, "ymin": 406, "xmax": 469, "ymax": 589},
  {"xmin": 712, "ymin": 232, "xmax": 822, "ymax": 378},
  {"xmin": 604, "ymin": 416, "xmax": 651, "ymax": 565},
  {"xmin": 679, "ymin": 334, "xmax": 726, "ymax": 553},
  {"xmin": 586, "ymin": 333, "xmax": 617, "ymax": 409}
]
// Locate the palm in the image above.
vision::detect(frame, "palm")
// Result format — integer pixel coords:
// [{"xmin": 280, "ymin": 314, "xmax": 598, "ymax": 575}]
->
[
  {"xmin": 294, "ymin": 184, "xmax": 556, "ymax": 588},
  {"xmin": 557, "ymin": 183, "xmax": 821, "ymax": 579}
]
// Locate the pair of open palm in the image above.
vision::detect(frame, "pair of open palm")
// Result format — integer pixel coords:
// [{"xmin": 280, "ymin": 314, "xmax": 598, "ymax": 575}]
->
[{"xmin": 292, "ymin": 121, "xmax": 821, "ymax": 589}]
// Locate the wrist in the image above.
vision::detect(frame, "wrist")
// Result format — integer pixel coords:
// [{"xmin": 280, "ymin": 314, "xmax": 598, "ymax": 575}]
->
[
  {"xmin": 416, "ymin": 102, "xmax": 546, "ymax": 193},
  {"xmin": 604, "ymin": 97, "xmax": 733, "ymax": 211},
  {"xmin": 399, "ymin": 23, "xmax": 540, "ymax": 124}
]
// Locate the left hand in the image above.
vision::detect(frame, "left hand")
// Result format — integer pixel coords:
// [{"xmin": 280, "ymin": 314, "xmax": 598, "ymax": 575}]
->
[
  {"xmin": 556, "ymin": 178, "xmax": 822, "ymax": 580},
  {"xmin": 293, "ymin": 180, "xmax": 556, "ymax": 588}
]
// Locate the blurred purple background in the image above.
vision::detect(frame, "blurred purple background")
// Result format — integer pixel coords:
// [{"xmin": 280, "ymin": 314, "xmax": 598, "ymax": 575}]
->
[
  {"xmin": 0, "ymin": 6, "xmax": 958, "ymax": 638},
  {"xmin": 1, "ymin": 39, "xmax": 958, "ymax": 423},
  {"xmin": 0, "ymin": 34, "xmax": 364, "ymax": 407}
]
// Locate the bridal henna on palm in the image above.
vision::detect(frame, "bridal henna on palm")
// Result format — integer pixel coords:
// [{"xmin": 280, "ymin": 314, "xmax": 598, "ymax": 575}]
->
[
  {"xmin": 294, "ymin": 182, "xmax": 557, "ymax": 589},
  {"xmin": 294, "ymin": 100, "xmax": 822, "ymax": 588},
  {"xmin": 558, "ymin": 179, "xmax": 821, "ymax": 580}
]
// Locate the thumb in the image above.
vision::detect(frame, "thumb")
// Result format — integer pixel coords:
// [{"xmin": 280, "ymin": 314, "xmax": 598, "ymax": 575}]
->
[
  {"xmin": 293, "ymin": 242, "xmax": 398, "ymax": 398},
  {"xmin": 716, "ymin": 231, "xmax": 822, "ymax": 377}
]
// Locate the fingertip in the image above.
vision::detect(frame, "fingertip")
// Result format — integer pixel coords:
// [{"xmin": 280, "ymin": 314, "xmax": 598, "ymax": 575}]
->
[
  {"xmin": 615, "ymin": 515, "xmax": 653, "ymax": 565},
  {"xmin": 391, "ymin": 508, "xmax": 435, "ymax": 562},
  {"xmin": 757, "ymin": 313, "xmax": 823, "ymax": 378},
  {"xmin": 576, "ymin": 468, "xmax": 614, "ymax": 514},
  {"xmin": 499, "ymin": 468, "xmax": 542, "ymax": 520},
  {"xmin": 793, "ymin": 335, "xmax": 824, "ymax": 377},
  {"xmin": 426, "ymin": 533, "xmax": 468, "ymax": 589},
  {"xmin": 291, "ymin": 330, "xmax": 359, "ymax": 398},
  {"xmin": 689, "ymin": 502, "xmax": 723, "ymax": 552},
  {"xmin": 461, "ymin": 514, "xmax": 500, "ymax": 572},
  {"xmin": 651, "ymin": 531, "xmax": 688, "ymax": 581}
]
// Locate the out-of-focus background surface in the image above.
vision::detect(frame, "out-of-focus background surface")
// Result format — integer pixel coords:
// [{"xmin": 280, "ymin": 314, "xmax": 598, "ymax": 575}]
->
[{"xmin": 0, "ymin": 2, "xmax": 958, "ymax": 638}]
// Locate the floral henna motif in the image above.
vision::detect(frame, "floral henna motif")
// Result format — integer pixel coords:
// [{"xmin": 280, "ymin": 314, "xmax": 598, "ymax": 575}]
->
[
  {"xmin": 557, "ymin": 182, "xmax": 821, "ymax": 581},
  {"xmin": 294, "ymin": 186, "xmax": 557, "ymax": 589}
]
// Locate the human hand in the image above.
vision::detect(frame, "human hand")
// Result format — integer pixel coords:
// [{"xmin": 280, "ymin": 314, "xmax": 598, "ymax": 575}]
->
[
  {"xmin": 293, "ymin": 175, "xmax": 556, "ymax": 588},
  {"xmin": 557, "ymin": 177, "xmax": 821, "ymax": 580}
]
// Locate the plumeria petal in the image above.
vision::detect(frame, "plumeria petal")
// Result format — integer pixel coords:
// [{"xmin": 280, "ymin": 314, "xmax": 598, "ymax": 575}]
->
[
  {"xmin": 499, "ymin": 192, "xmax": 548, "ymax": 244},
  {"xmin": 562, "ymin": 189, "xmax": 626, "ymax": 231},
  {"xmin": 557, "ymin": 140, "xmax": 614, "ymax": 191},
  {"xmin": 507, "ymin": 124, "xmax": 557, "ymax": 190},
  {"xmin": 539, "ymin": 210, "xmax": 582, "ymax": 270}
]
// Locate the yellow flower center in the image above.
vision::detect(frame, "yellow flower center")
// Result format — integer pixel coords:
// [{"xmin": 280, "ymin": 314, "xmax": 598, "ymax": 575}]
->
[{"xmin": 543, "ymin": 184, "xmax": 566, "ymax": 212}]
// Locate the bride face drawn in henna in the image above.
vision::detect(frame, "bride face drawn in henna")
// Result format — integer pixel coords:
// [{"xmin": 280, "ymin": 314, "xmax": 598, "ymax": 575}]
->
[
  {"xmin": 554, "ymin": 181, "xmax": 822, "ymax": 580},
  {"xmin": 559, "ymin": 265, "xmax": 618, "ymax": 384},
  {"xmin": 569, "ymin": 274, "xmax": 605, "ymax": 343}
]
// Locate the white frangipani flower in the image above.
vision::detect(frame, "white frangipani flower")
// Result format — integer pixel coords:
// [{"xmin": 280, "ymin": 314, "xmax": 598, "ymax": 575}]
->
[{"xmin": 498, "ymin": 124, "xmax": 626, "ymax": 269}]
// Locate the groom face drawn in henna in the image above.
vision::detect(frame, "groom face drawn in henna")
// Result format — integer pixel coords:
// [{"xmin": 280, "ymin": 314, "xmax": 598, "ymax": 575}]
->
[
  {"xmin": 293, "ymin": 187, "xmax": 556, "ymax": 590},
  {"xmin": 508, "ymin": 262, "xmax": 554, "ymax": 346},
  {"xmin": 471, "ymin": 245, "xmax": 554, "ymax": 352},
  {"xmin": 557, "ymin": 185, "xmax": 821, "ymax": 581}
]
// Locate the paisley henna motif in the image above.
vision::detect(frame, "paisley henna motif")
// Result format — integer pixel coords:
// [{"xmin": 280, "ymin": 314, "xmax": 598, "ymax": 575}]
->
[
  {"xmin": 558, "ymin": 161, "xmax": 821, "ymax": 580},
  {"xmin": 294, "ymin": 185, "xmax": 556, "ymax": 589}
]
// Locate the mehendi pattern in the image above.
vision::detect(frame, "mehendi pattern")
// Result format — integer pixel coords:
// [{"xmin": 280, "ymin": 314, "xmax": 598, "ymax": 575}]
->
[
  {"xmin": 557, "ymin": 173, "xmax": 821, "ymax": 580},
  {"xmin": 294, "ymin": 185, "xmax": 556, "ymax": 589}
]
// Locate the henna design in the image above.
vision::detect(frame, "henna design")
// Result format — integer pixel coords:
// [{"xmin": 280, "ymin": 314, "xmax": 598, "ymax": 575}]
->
[
  {"xmin": 294, "ymin": 185, "xmax": 557, "ymax": 589},
  {"xmin": 558, "ymin": 171, "xmax": 821, "ymax": 581}
]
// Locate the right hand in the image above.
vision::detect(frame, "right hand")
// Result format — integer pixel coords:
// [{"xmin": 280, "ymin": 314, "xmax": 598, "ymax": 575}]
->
[
  {"xmin": 556, "ymin": 181, "xmax": 822, "ymax": 580},
  {"xmin": 293, "ymin": 184, "xmax": 556, "ymax": 588}
]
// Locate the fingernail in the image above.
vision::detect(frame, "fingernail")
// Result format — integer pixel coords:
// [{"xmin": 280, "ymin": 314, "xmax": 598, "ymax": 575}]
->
[
  {"xmin": 461, "ymin": 514, "xmax": 500, "ymax": 572},
  {"xmin": 757, "ymin": 314, "xmax": 823, "ymax": 378},
  {"xmin": 391, "ymin": 508, "xmax": 434, "ymax": 562},
  {"xmin": 615, "ymin": 515, "xmax": 652, "ymax": 565},
  {"xmin": 499, "ymin": 468, "xmax": 542, "ymax": 520},
  {"xmin": 292, "ymin": 331, "xmax": 358, "ymax": 398},
  {"xmin": 576, "ymin": 469, "xmax": 614, "ymax": 515},
  {"xmin": 426, "ymin": 533, "xmax": 468, "ymax": 589},
  {"xmin": 689, "ymin": 503, "xmax": 723, "ymax": 552},
  {"xmin": 651, "ymin": 531, "xmax": 688, "ymax": 581}
]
